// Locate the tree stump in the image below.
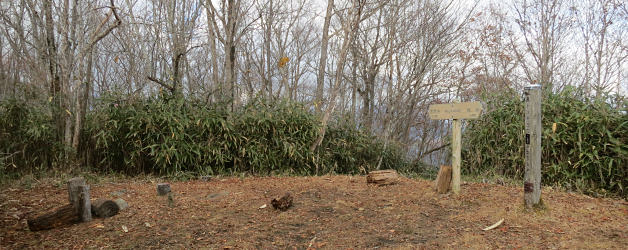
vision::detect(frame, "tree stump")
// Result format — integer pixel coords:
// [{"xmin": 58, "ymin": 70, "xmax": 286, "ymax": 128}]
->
[
  {"xmin": 27, "ymin": 204, "xmax": 80, "ymax": 231},
  {"xmin": 67, "ymin": 177, "xmax": 91, "ymax": 222},
  {"xmin": 271, "ymin": 192, "xmax": 293, "ymax": 211},
  {"xmin": 157, "ymin": 183, "xmax": 171, "ymax": 196},
  {"xmin": 366, "ymin": 170, "xmax": 399, "ymax": 186},
  {"xmin": 434, "ymin": 165, "xmax": 452, "ymax": 194},
  {"xmin": 91, "ymin": 199, "xmax": 120, "ymax": 218}
]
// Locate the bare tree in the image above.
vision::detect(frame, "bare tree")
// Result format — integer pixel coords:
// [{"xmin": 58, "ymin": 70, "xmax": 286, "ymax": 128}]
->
[
  {"xmin": 576, "ymin": 0, "xmax": 627, "ymax": 96},
  {"xmin": 146, "ymin": 0, "xmax": 202, "ymax": 96},
  {"xmin": 204, "ymin": 0, "xmax": 257, "ymax": 109},
  {"xmin": 512, "ymin": 0, "xmax": 572, "ymax": 91}
]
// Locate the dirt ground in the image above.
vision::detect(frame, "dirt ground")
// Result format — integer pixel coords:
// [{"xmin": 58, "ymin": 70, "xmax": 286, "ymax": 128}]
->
[{"xmin": 1, "ymin": 175, "xmax": 626, "ymax": 249}]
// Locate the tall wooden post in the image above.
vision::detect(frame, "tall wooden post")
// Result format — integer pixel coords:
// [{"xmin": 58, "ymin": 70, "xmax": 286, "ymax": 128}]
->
[
  {"xmin": 451, "ymin": 119, "xmax": 462, "ymax": 194},
  {"xmin": 524, "ymin": 85, "xmax": 542, "ymax": 208}
]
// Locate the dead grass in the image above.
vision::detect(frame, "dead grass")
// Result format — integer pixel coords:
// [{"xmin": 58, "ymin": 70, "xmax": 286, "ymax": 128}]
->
[{"xmin": 1, "ymin": 175, "xmax": 626, "ymax": 249}]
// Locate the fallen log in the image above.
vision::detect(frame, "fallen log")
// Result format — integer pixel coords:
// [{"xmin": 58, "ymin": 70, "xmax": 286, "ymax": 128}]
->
[
  {"xmin": 434, "ymin": 165, "xmax": 452, "ymax": 194},
  {"xmin": 27, "ymin": 204, "xmax": 80, "ymax": 231},
  {"xmin": 91, "ymin": 199, "xmax": 119, "ymax": 218},
  {"xmin": 366, "ymin": 170, "xmax": 399, "ymax": 186}
]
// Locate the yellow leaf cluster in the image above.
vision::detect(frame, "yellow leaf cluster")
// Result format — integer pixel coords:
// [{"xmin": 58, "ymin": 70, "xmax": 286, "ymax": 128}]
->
[{"xmin": 278, "ymin": 57, "xmax": 290, "ymax": 68}]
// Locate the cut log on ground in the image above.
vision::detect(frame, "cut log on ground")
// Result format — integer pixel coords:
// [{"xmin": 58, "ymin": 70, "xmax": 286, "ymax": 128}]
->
[
  {"xmin": 157, "ymin": 183, "xmax": 171, "ymax": 196},
  {"xmin": 91, "ymin": 199, "xmax": 120, "ymax": 218},
  {"xmin": 27, "ymin": 204, "xmax": 80, "ymax": 231},
  {"xmin": 271, "ymin": 192, "xmax": 293, "ymax": 211},
  {"xmin": 434, "ymin": 165, "xmax": 452, "ymax": 194},
  {"xmin": 366, "ymin": 170, "xmax": 399, "ymax": 186}
]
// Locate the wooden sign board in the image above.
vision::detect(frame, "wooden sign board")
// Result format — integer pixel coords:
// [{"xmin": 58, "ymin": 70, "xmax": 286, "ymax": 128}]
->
[{"xmin": 428, "ymin": 102, "xmax": 482, "ymax": 120}]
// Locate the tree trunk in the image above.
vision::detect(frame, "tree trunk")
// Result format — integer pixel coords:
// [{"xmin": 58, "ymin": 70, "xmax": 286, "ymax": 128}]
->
[
  {"xmin": 43, "ymin": 0, "xmax": 63, "ymax": 142},
  {"xmin": 224, "ymin": 0, "xmax": 239, "ymax": 110},
  {"xmin": 264, "ymin": 0, "xmax": 273, "ymax": 99},
  {"xmin": 315, "ymin": 0, "xmax": 334, "ymax": 113},
  {"xmin": 310, "ymin": 0, "xmax": 362, "ymax": 153},
  {"xmin": 205, "ymin": 0, "xmax": 221, "ymax": 102}
]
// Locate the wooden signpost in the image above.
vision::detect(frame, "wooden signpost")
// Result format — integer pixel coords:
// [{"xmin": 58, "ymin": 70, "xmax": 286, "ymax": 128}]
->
[
  {"xmin": 428, "ymin": 101, "xmax": 483, "ymax": 194},
  {"xmin": 523, "ymin": 85, "xmax": 542, "ymax": 208}
]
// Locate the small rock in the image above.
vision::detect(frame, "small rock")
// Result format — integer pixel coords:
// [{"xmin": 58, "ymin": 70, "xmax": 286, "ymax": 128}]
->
[
  {"xmin": 358, "ymin": 208, "xmax": 365, "ymax": 211},
  {"xmin": 199, "ymin": 176, "xmax": 212, "ymax": 181},
  {"xmin": 157, "ymin": 183, "xmax": 171, "ymax": 196},
  {"xmin": 114, "ymin": 198, "xmax": 128, "ymax": 210},
  {"xmin": 122, "ymin": 225, "xmax": 128, "ymax": 232},
  {"xmin": 259, "ymin": 204, "xmax": 267, "ymax": 209},
  {"xmin": 110, "ymin": 190, "xmax": 127, "ymax": 197}
]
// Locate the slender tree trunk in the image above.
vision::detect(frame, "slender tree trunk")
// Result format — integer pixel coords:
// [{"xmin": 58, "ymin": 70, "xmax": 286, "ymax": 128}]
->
[
  {"xmin": 311, "ymin": 1, "xmax": 363, "ymax": 153},
  {"xmin": 264, "ymin": 0, "xmax": 273, "ymax": 99},
  {"xmin": 43, "ymin": 0, "xmax": 63, "ymax": 141},
  {"xmin": 315, "ymin": 0, "xmax": 334, "ymax": 113},
  {"xmin": 224, "ymin": 0, "xmax": 238, "ymax": 110},
  {"xmin": 205, "ymin": 1, "xmax": 220, "ymax": 102}
]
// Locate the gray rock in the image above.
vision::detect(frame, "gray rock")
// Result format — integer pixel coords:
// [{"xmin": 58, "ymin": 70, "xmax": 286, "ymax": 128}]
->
[
  {"xmin": 157, "ymin": 183, "xmax": 171, "ymax": 196},
  {"xmin": 114, "ymin": 198, "xmax": 129, "ymax": 210},
  {"xmin": 110, "ymin": 189, "xmax": 127, "ymax": 197}
]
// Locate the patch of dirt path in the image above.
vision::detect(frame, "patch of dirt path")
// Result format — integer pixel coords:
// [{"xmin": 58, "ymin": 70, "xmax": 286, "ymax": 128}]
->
[{"xmin": 1, "ymin": 176, "xmax": 626, "ymax": 249}]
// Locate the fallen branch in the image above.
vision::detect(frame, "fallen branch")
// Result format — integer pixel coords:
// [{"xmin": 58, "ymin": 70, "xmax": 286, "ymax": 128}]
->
[{"xmin": 482, "ymin": 218, "xmax": 504, "ymax": 231}]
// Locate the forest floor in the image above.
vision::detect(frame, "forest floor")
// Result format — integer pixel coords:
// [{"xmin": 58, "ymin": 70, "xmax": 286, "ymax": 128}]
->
[{"xmin": 1, "ymin": 175, "xmax": 626, "ymax": 249}]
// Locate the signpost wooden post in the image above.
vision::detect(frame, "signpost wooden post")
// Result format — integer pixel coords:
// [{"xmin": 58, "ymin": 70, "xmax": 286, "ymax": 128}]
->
[
  {"xmin": 524, "ymin": 85, "xmax": 542, "ymax": 208},
  {"xmin": 428, "ymin": 101, "xmax": 482, "ymax": 194}
]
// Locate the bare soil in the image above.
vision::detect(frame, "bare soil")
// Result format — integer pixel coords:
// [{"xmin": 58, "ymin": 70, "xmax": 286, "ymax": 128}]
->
[{"xmin": 1, "ymin": 176, "xmax": 626, "ymax": 249}]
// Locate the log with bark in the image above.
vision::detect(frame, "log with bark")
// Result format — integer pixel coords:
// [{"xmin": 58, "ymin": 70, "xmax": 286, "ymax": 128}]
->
[
  {"xmin": 434, "ymin": 165, "xmax": 452, "ymax": 194},
  {"xmin": 91, "ymin": 199, "xmax": 119, "ymax": 218},
  {"xmin": 366, "ymin": 170, "xmax": 399, "ymax": 186},
  {"xmin": 27, "ymin": 204, "xmax": 80, "ymax": 231}
]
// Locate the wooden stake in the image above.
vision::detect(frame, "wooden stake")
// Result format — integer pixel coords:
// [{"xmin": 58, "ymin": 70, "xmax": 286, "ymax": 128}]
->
[
  {"xmin": 434, "ymin": 165, "xmax": 452, "ymax": 194},
  {"xmin": 67, "ymin": 177, "xmax": 91, "ymax": 222},
  {"xmin": 67, "ymin": 177, "xmax": 85, "ymax": 205},
  {"xmin": 451, "ymin": 119, "xmax": 462, "ymax": 194},
  {"xmin": 524, "ymin": 85, "xmax": 542, "ymax": 208}
]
